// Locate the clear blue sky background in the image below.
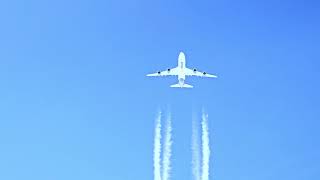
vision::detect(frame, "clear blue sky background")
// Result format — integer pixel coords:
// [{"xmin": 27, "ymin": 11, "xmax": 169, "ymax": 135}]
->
[{"xmin": 0, "ymin": 0, "xmax": 319, "ymax": 179}]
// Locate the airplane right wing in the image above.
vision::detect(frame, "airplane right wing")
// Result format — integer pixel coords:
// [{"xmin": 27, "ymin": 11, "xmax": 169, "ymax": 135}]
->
[
  {"xmin": 184, "ymin": 68, "xmax": 217, "ymax": 78},
  {"xmin": 146, "ymin": 67, "xmax": 179, "ymax": 77}
]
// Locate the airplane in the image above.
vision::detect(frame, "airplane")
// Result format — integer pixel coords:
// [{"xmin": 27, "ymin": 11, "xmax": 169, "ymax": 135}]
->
[{"xmin": 146, "ymin": 52, "xmax": 217, "ymax": 88}]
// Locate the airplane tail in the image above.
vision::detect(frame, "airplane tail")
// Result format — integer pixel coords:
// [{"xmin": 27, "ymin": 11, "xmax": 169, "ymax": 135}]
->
[{"xmin": 170, "ymin": 83, "xmax": 193, "ymax": 88}]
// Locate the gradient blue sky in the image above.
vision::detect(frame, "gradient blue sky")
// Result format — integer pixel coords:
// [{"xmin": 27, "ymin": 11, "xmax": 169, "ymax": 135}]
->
[{"xmin": 0, "ymin": 0, "xmax": 319, "ymax": 179}]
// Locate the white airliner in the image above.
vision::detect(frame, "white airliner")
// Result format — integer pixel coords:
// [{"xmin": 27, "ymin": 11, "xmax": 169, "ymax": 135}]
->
[{"xmin": 147, "ymin": 52, "xmax": 217, "ymax": 88}]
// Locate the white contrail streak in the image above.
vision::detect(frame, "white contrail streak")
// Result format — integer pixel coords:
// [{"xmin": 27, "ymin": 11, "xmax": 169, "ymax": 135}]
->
[
  {"xmin": 201, "ymin": 111, "xmax": 210, "ymax": 180},
  {"xmin": 162, "ymin": 113, "xmax": 172, "ymax": 180},
  {"xmin": 192, "ymin": 118, "xmax": 201, "ymax": 180},
  {"xmin": 154, "ymin": 111, "xmax": 162, "ymax": 180}
]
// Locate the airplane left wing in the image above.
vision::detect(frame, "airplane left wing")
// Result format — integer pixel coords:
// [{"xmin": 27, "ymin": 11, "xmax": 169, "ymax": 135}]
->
[
  {"xmin": 185, "ymin": 68, "xmax": 217, "ymax": 78},
  {"xmin": 147, "ymin": 67, "xmax": 179, "ymax": 77}
]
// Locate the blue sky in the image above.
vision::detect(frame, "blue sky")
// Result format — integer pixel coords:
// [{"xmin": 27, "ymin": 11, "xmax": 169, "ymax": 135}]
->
[{"xmin": 0, "ymin": 0, "xmax": 319, "ymax": 179}]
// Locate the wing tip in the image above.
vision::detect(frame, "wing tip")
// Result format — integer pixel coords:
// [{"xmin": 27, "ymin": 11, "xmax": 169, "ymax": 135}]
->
[
  {"xmin": 208, "ymin": 74, "xmax": 218, "ymax": 78},
  {"xmin": 146, "ymin": 73, "xmax": 156, "ymax": 77}
]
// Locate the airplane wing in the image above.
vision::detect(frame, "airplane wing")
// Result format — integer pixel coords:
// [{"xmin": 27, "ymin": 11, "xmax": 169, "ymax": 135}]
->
[
  {"xmin": 184, "ymin": 68, "xmax": 217, "ymax": 78},
  {"xmin": 147, "ymin": 67, "xmax": 179, "ymax": 77}
]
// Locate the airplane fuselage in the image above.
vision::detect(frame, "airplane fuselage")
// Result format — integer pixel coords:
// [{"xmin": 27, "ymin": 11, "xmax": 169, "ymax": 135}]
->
[{"xmin": 178, "ymin": 52, "xmax": 186, "ymax": 86}]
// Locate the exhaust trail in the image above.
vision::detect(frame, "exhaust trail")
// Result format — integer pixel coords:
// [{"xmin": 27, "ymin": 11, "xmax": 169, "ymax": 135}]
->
[
  {"xmin": 154, "ymin": 111, "xmax": 162, "ymax": 180},
  {"xmin": 192, "ymin": 117, "xmax": 201, "ymax": 180},
  {"xmin": 162, "ymin": 113, "xmax": 172, "ymax": 180},
  {"xmin": 201, "ymin": 111, "xmax": 210, "ymax": 180}
]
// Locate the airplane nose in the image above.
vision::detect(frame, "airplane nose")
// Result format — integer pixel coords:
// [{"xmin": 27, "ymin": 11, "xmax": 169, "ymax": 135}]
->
[{"xmin": 179, "ymin": 52, "xmax": 185, "ymax": 60}]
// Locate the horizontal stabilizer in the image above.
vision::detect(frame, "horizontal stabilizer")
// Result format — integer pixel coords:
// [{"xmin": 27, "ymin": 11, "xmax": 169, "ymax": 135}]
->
[{"xmin": 170, "ymin": 83, "xmax": 193, "ymax": 88}]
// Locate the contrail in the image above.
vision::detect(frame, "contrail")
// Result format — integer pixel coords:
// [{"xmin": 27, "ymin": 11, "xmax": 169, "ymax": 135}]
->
[
  {"xmin": 162, "ymin": 113, "xmax": 172, "ymax": 180},
  {"xmin": 192, "ymin": 117, "xmax": 201, "ymax": 180},
  {"xmin": 154, "ymin": 111, "xmax": 162, "ymax": 180},
  {"xmin": 201, "ymin": 111, "xmax": 210, "ymax": 180}
]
